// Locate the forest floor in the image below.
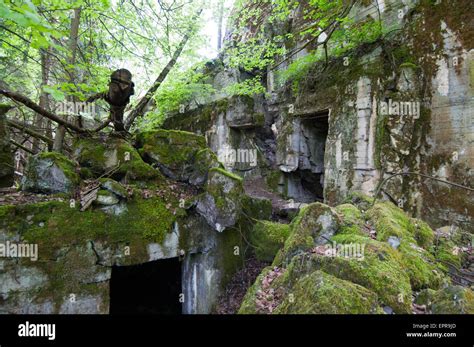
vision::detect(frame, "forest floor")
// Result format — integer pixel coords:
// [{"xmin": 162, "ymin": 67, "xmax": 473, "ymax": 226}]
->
[{"xmin": 215, "ymin": 255, "xmax": 269, "ymax": 314}]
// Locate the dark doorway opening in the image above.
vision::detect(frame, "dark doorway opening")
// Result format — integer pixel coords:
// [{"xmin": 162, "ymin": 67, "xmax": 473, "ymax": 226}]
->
[
  {"xmin": 300, "ymin": 113, "xmax": 328, "ymax": 200},
  {"xmin": 110, "ymin": 257, "xmax": 182, "ymax": 314},
  {"xmin": 285, "ymin": 113, "xmax": 329, "ymax": 203}
]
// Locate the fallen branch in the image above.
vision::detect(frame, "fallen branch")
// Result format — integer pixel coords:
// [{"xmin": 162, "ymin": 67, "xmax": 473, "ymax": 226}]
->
[
  {"xmin": 7, "ymin": 119, "xmax": 72, "ymax": 153},
  {"xmin": 10, "ymin": 139, "xmax": 35, "ymax": 154},
  {"xmin": 0, "ymin": 88, "xmax": 85, "ymax": 133},
  {"xmin": 7, "ymin": 119, "xmax": 54, "ymax": 147},
  {"xmin": 91, "ymin": 115, "xmax": 112, "ymax": 133}
]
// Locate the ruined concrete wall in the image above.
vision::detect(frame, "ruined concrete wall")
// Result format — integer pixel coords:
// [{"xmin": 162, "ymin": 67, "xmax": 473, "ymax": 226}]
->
[
  {"xmin": 163, "ymin": 0, "xmax": 473, "ymax": 232},
  {"xmin": 0, "ymin": 130, "xmax": 256, "ymax": 314}
]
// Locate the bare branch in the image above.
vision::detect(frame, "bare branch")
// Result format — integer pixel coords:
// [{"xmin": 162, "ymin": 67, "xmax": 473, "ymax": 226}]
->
[{"xmin": 1, "ymin": 88, "xmax": 85, "ymax": 132}]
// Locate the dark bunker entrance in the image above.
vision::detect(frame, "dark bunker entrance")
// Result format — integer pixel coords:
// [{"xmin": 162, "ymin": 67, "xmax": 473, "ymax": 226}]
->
[
  {"xmin": 109, "ymin": 257, "xmax": 182, "ymax": 314},
  {"xmin": 287, "ymin": 112, "xmax": 329, "ymax": 203}
]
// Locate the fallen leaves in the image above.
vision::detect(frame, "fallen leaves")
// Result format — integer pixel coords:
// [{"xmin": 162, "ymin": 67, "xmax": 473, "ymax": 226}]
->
[
  {"xmin": 216, "ymin": 256, "xmax": 267, "ymax": 314},
  {"xmin": 255, "ymin": 266, "xmax": 285, "ymax": 314},
  {"xmin": 0, "ymin": 190, "xmax": 65, "ymax": 205}
]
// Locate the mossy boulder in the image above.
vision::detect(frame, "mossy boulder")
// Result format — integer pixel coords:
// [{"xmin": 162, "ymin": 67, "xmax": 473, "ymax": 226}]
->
[
  {"xmin": 21, "ymin": 152, "xmax": 79, "ymax": 194},
  {"xmin": 417, "ymin": 286, "xmax": 474, "ymax": 314},
  {"xmin": 195, "ymin": 167, "xmax": 243, "ymax": 232},
  {"xmin": 274, "ymin": 270, "xmax": 381, "ymax": 314},
  {"xmin": 250, "ymin": 221, "xmax": 290, "ymax": 262},
  {"xmin": 335, "ymin": 203, "xmax": 366, "ymax": 236},
  {"xmin": 240, "ymin": 196, "xmax": 458, "ymax": 314},
  {"xmin": 273, "ymin": 202, "xmax": 341, "ymax": 265},
  {"xmin": 239, "ymin": 263, "xmax": 382, "ymax": 314},
  {"xmin": 135, "ymin": 129, "xmax": 221, "ymax": 186},
  {"xmin": 367, "ymin": 202, "xmax": 434, "ymax": 249},
  {"xmin": 366, "ymin": 201, "xmax": 446, "ymax": 289},
  {"xmin": 0, "ymin": 106, "xmax": 14, "ymax": 187},
  {"xmin": 397, "ymin": 241, "xmax": 446, "ymax": 290},
  {"xmin": 292, "ymin": 235, "xmax": 413, "ymax": 313},
  {"xmin": 73, "ymin": 136, "xmax": 159, "ymax": 182},
  {"xmin": 432, "ymin": 226, "xmax": 468, "ymax": 273}
]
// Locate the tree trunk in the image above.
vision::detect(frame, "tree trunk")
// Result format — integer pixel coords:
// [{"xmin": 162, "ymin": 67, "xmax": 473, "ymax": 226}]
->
[
  {"xmin": 33, "ymin": 48, "xmax": 51, "ymax": 153},
  {"xmin": 53, "ymin": 7, "xmax": 81, "ymax": 153},
  {"xmin": 217, "ymin": 0, "xmax": 224, "ymax": 51}
]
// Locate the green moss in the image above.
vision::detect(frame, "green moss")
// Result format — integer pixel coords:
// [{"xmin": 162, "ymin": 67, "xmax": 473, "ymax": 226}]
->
[
  {"xmin": 274, "ymin": 270, "xmax": 382, "ymax": 314},
  {"xmin": 74, "ymin": 137, "xmax": 159, "ymax": 182},
  {"xmin": 434, "ymin": 242, "xmax": 462, "ymax": 272},
  {"xmin": 429, "ymin": 286, "xmax": 474, "ymax": 314},
  {"xmin": 265, "ymin": 170, "xmax": 282, "ymax": 193},
  {"xmin": 217, "ymin": 226, "xmax": 245, "ymax": 287},
  {"xmin": 351, "ymin": 202, "xmax": 444, "ymax": 289},
  {"xmin": 432, "ymin": 229, "xmax": 466, "ymax": 273},
  {"xmin": 412, "ymin": 219, "xmax": 435, "ymax": 249},
  {"xmin": 335, "ymin": 203, "xmax": 366, "ymax": 236},
  {"xmin": 253, "ymin": 113, "xmax": 265, "ymax": 127},
  {"xmin": 73, "ymin": 137, "xmax": 107, "ymax": 174},
  {"xmin": 374, "ymin": 111, "xmax": 388, "ymax": 169},
  {"xmin": 345, "ymin": 192, "xmax": 375, "ymax": 211},
  {"xmin": 415, "ymin": 288, "xmax": 437, "ymax": 306},
  {"xmin": 0, "ymin": 203, "xmax": 16, "ymax": 220},
  {"xmin": 4, "ymin": 195, "xmax": 184, "ymax": 264},
  {"xmin": 299, "ymin": 244, "xmax": 412, "ymax": 313},
  {"xmin": 367, "ymin": 201, "xmax": 415, "ymax": 242},
  {"xmin": 99, "ymin": 178, "xmax": 127, "ymax": 198},
  {"xmin": 399, "ymin": 62, "xmax": 420, "ymax": 69},
  {"xmin": 208, "ymin": 167, "xmax": 243, "ymax": 182},
  {"xmin": 273, "ymin": 202, "xmax": 340, "ymax": 266},
  {"xmin": 367, "ymin": 201, "xmax": 435, "ymax": 251},
  {"xmin": 398, "ymin": 241, "xmax": 445, "ymax": 290},
  {"xmin": 250, "ymin": 221, "xmax": 290, "ymax": 262}
]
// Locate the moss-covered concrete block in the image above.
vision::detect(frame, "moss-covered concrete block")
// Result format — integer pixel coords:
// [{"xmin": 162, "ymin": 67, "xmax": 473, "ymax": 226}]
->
[
  {"xmin": 275, "ymin": 270, "xmax": 381, "ymax": 314},
  {"xmin": 196, "ymin": 167, "xmax": 243, "ymax": 232},
  {"xmin": 292, "ymin": 236, "xmax": 412, "ymax": 313},
  {"xmin": 250, "ymin": 221, "xmax": 290, "ymax": 262},
  {"xmin": 273, "ymin": 202, "xmax": 341, "ymax": 265},
  {"xmin": 135, "ymin": 129, "xmax": 220, "ymax": 186},
  {"xmin": 73, "ymin": 136, "xmax": 159, "ymax": 182}
]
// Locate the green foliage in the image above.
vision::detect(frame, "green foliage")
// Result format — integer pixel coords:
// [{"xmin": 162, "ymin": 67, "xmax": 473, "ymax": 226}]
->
[
  {"xmin": 225, "ymin": 76, "xmax": 266, "ymax": 96},
  {"xmin": 276, "ymin": 52, "xmax": 322, "ymax": 92},
  {"xmin": 1, "ymin": 0, "xmax": 213, "ymax": 128},
  {"xmin": 142, "ymin": 65, "xmax": 216, "ymax": 129},
  {"xmin": 226, "ymin": 0, "xmax": 383, "ymax": 95}
]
